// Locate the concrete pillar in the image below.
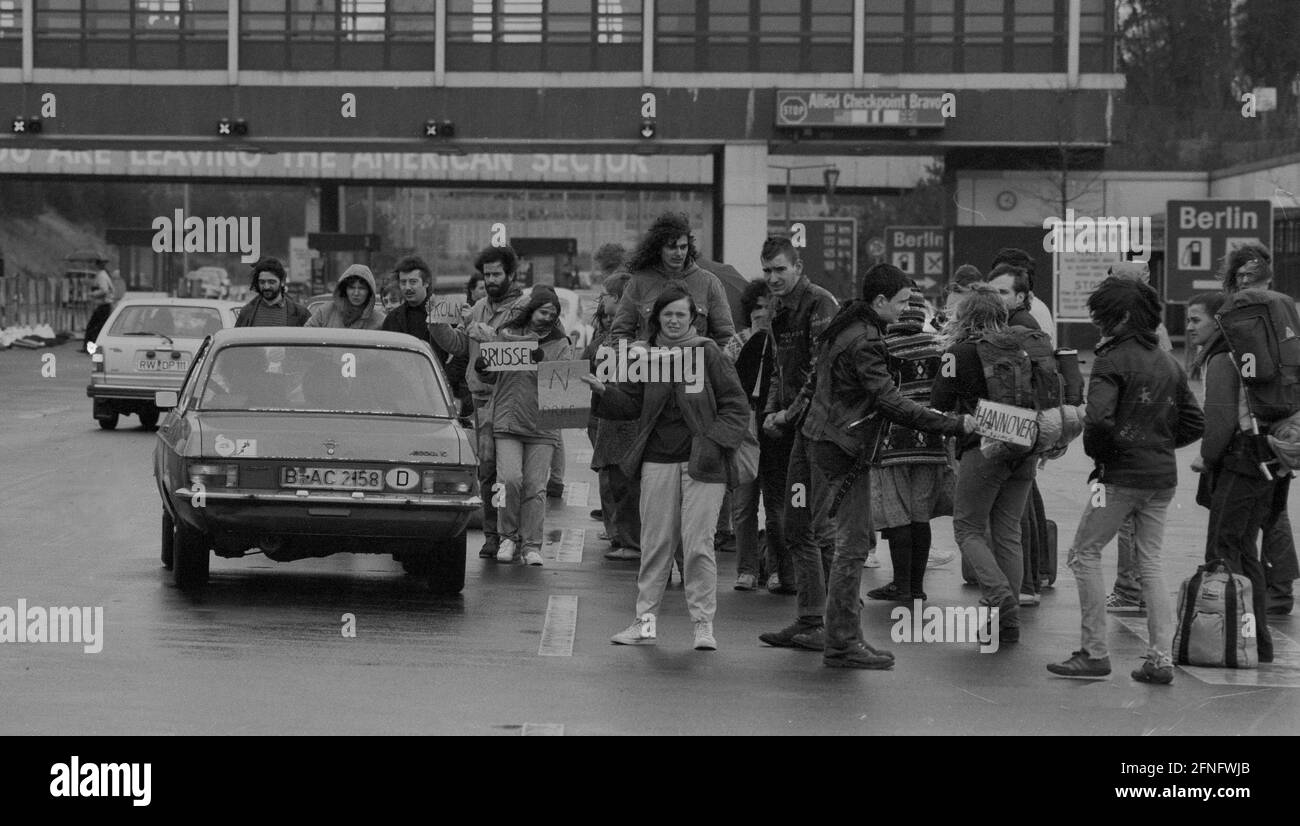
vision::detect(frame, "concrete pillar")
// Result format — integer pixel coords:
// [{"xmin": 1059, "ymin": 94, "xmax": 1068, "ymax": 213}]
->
[{"xmin": 720, "ymin": 141, "xmax": 769, "ymax": 278}]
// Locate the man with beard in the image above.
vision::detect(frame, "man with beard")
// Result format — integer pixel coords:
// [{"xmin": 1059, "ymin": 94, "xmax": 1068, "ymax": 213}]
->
[
  {"xmin": 235, "ymin": 258, "xmax": 310, "ymax": 328},
  {"xmin": 430, "ymin": 246, "xmax": 534, "ymax": 560}
]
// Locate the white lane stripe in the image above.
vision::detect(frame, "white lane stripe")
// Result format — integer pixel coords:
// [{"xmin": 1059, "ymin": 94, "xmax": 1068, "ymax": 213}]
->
[
  {"xmin": 1115, "ymin": 617, "xmax": 1300, "ymax": 687},
  {"xmin": 521, "ymin": 723, "xmax": 564, "ymax": 736},
  {"xmin": 552, "ymin": 528, "xmax": 584, "ymax": 564},
  {"xmin": 563, "ymin": 480, "xmax": 590, "ymax": 508},
  {"xmin": 538, "ymin": 594, "xmax": 578, "ymax": 657},
  {"xmin": 574, "ymin": 449, "xmax": 594, "ymax": 465}
]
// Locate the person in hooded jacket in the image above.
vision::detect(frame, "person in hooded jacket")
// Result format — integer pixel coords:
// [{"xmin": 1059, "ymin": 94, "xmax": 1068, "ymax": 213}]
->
[
  {"xmin": 304, "ymin": 264, "xmax": 386, "ymax": 330},
  {"xmin": 475, "ymin": 286, "xmax": 573, "ymax": 567},
  {"xmin": 608, "ymin": 212, "xmax": 735, "ymax": 349},
  {"xmin": 583, "ymin": 286, "xmax": 750, "ymax": 651}
]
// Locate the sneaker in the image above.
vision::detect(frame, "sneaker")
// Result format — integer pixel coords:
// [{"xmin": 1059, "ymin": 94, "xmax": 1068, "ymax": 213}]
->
[
  {"xmin": 759, "ymin": 620, "xmax": 822, "ymax": 648},
  {"xmin": 791, "ymin": 627, "xmax": 826, "ymax": 651},
  {"xmin": 1105, "ymin": 592, "xmax": 1141, "ymax": 612},
  {"xmin": 693, "ymin": 621, "xmax": 717, "ymax": 651},
  {"xmin": 610, "ymin": 614, "xmax": 657, "ymax": 645},
  {"xmin": 734, "ymin": 573, "xmax": 758, "ymax": 591},
  {"xmin": 926, "ymin": 549, "xmax": 956, "ymax": 568},
  {"xmin": 864, "ymin": 552, "xmax": 881, "ymax": 568},
  {"xmin": 766, "ymin": 573, "xmax": 781, "ymax": 591},
  {"xmin": 765, "ymin": 573, "xmax": 797, "ymax": 595},
  {"xmin": 496, "ymin": 538, "xmax": 517, "ymax": 563},
  {"xmin": 1131, "ymin": 659, "xmax": 1174, "ymax": 685},
  {"xmin": 604, "ymin": 546, "xmax": 641, "ymax": 561},
  {"xmin": 524, "ymin": 550, "xmax": 543, "ymax": 566},
  {"xmin": 823, "ymin": 644, "xmax": 895, "ymax": 670},
  {"xmin": 479, "ymin": 536, "xmax": 499, "ymax": 559},
  {"xmin": 1019, "ymin": 592, "xmax": 1041, "ymax": 607},
  {"xmin": 1046, "ymin": 650, "xmax": 1112, "ymax": 678},
  {"xmin": 866, "ymin": 583, "xmax": 910, "ymax": 602}
]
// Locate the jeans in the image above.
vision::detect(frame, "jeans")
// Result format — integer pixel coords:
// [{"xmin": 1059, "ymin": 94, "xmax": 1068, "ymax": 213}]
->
[
  {"xmin": 1263, "ymin": 479, "xmax": 1297, "ymax": 608},
  {"xmin": 1205, "ymin": 466, "xmax": 1278, "ymax": 661},
  {"xmin": 953, "ymin": 449, "xmax": 1035, "ymax": 629},
  {"xmin": 785, "ymin": 431, "xmax": 836, "ymax": 619},
  {"xmin": 732, "ymin": 475, "xmax": 761, "ymax": 577},
  {"xmin": 1112, "ymin": 515, "xmax": 1143, "ymax": 602},
  {"xmin": 495, "ymin": 437, "xmax": 553, "ymax": 554},
  {"xmin": 472, "ymin": 397, "xmax": 499, "ymax": 543},
  {"xmin": 1068, "ymin": 485, "xmax": 1176, "ymax": 666},
  {"xmin": 813, "ymin": 441, "xmax": 879, "ymax": 651},
  {"xmin": 759, "ymin": 426, "xmax": 796, "ymax": 586},
  {"xmin": 635, "ymin": 462, "xmax": 726, "ymax": 623},
  {"xmin": 599, "ymin": 465, "xmax": 641, "ymax": 550}
]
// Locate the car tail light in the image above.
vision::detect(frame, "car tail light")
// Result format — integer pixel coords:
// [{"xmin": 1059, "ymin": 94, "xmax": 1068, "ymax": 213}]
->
[
  {"xmin": 189, "ymin": 462, "xmax": 239, "ymax": 488},
  {"xmin": 91, "ymin": 352, "xmax": 104, "ymax": 372},
  {"xmin": 421, "ymin": 469, "xmax": 474, "ymax": 495}
]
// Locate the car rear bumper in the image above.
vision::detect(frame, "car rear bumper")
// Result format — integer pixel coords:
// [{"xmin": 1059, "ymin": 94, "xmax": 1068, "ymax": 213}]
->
[
  {"xmin": 86, "ymin": 383, "xmax": 165, "ymax": 401},
  {"xmin": 171, "ymin": 487, "xmax": 481, "ymax": 540}
]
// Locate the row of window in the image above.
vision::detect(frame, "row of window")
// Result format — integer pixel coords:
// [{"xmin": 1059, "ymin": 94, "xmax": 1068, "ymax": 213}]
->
[{"xmin": 0, "ymin": 0, "xmax": 1114, "ymax": 74}]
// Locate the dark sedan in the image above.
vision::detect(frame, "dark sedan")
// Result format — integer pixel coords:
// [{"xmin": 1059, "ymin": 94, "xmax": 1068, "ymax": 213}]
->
[{"xmin": 153, "ymin": 327, "xmax": 480, "ymax": 593}]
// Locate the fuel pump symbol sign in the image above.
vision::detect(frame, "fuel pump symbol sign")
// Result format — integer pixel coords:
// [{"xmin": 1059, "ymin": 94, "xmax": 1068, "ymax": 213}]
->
[{"xmin": 1178, "ymin": 237, "xmax": 1210, "ymax": 270}]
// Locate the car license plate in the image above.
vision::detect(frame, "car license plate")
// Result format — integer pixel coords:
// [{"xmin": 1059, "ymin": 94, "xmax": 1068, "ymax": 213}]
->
[
  {"xmin": 281, "ymin": 467, "xmax": 384, "ymax": 491},
  {"xmin": 138, "ymin": 359, "xmax": 188, "ymax": 371}
]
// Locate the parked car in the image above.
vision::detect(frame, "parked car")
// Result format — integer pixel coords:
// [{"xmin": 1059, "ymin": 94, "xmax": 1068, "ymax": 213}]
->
[
  {"xmin": 86, "ymin": 297, "xmax": 242, "ymax": 430},
  {"xmin": 152, "ymin": 327, "xmax": 480, "ymax": 594}
]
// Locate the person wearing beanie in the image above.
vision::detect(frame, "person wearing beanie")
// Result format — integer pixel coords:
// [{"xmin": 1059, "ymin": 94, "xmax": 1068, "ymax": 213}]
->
[
  {"xmin": 475, "ymin": 285, "xmax": 572, "ymax": 566},
  {"xmin": 864, "ymin": 289, "xmax": 954, "ymax": 604},
  {"xmin": 305, "ymin": 263, "xmax": 386, "ymax": 329}
]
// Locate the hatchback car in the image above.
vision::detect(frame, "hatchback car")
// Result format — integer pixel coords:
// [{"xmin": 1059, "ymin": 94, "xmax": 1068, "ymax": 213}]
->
[
  {"xmin": 87, "ymin": 297, "xmax": 242, "ymax": 430},
  {"xmin": 153, "ymin": 327, "xmax": 480, "ymax": 594}
]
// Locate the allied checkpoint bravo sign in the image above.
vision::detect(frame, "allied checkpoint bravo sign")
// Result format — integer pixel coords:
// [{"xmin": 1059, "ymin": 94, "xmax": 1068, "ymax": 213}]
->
[
  {"xmin": 775, "ymin": 90, "xmax": 952, "ymax": 128},
  {"xmin": 885, "ymin": 226, "xmax": 947, "ymax": 290},
  {"xmin": 1165, "ymin": 200, "xmax": 1272, "ymax": 302}
]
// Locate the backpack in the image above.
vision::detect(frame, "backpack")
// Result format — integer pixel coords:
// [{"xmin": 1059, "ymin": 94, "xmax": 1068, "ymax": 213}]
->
[
  {"xmin": 1214, "ymin": 288, "xmax": 1300, "ymax": 423},
  {"xmin": 1172, "ymin": 559, "xmax": 1257, "ymax": 669},
  {"xmin": 974, "ymin": 328, "xmax": 1067, "ymax": 456}
]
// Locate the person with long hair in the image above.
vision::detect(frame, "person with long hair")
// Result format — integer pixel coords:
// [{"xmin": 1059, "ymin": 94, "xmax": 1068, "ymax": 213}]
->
[
  {"xmin": 608, "ymin": 212, "xmax": 735, "ymax": 348},
  {"xmin": 304, "ymin": 264, "xmax": 386, "ymax": 329},
  {"xmin": 475, "ymin": 286, "xmax": 573, "ymax": 566},
  {"xmin": 582, "ymin": 286, "xmax": 750, "ymax": 651}
]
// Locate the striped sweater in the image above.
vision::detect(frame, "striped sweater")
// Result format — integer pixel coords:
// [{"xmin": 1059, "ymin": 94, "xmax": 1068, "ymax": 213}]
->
[{"xmin": 868, "ymin": 320, "xmax": 948, "ymax": 467}]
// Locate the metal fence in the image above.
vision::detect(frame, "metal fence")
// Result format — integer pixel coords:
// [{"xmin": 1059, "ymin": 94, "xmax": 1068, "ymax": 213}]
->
[{"xmin": 0, "ymin": 274, "xmax": 95, "ymax": 332}]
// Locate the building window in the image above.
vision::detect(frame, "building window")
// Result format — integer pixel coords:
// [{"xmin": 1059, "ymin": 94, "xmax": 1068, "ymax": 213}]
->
[
  {"xmin": 865, "ymin": 0, "xmax": 1090, "ymax": 74},
  {"xmin": 446, "ymin": 0, "xmax": 642, "ymax": 72},
  {"xmin": 240, "ymin": 0, "xmax": 436, "ymax": 70},
  {"xmin": 656, "ymin": 0, "xmax": 853, "ymax": 73},
  {"xmin": 33, "ymin": 0, "xmax": 229, "ymax": 70},
  {"xmin": 0, "ymin": 0, "xmax": 22, "ymax": 67}
]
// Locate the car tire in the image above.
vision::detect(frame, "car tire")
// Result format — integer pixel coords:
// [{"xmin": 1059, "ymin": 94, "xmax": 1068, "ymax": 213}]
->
[
  {"xmin": 139, "ymin": 407, "xmax": 160, "ymax": 429},
  {"xmin": 161, "ymin": 510, "xmax": 175, "ymax": 570},
  {"xmin": 97, "ymin": 413, "xmax": 119, "ymax": 430},
  {"xmin": 427, "ymin": 533, "xmax": 467, "ymax": 595},
  {"xmin": 173, "ymin": 522, "xmax": 210, "ymax": 590}
]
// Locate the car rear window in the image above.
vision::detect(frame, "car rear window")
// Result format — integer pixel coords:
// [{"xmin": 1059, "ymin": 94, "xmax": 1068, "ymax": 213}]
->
[
  {"xmin": 109, "ymin": 305, "xmax": 225, "ymax": 339},
  {"xmin": 197, "ymin": 345, "xmax": 452, "ymax": 417}
]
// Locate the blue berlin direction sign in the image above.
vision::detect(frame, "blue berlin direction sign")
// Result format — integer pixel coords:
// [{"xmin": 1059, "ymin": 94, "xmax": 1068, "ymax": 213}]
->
[
  {"xmin": 1165, "ymin": 200, "xmax": 1272, "ymax": 302},
  {"xmin": 885, "ymin": 226, "xmax": 947, "ymax": 289},
  {"xmin": 775, "ymin": 90, "xmax": 948, "ymax": 128}
]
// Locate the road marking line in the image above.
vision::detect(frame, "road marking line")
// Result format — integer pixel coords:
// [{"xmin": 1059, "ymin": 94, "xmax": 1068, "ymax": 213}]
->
[
  {"xmin": 521, "ymin": 723, "xmax": 564, "ymax": 736},
  {"xmin": 574, "ymin": 449, "xmax": 594, "ymax": 465},
  {"xmin": 551, "ymin": 528, "xmax": 584, "ymax": 564},
  {"xmin": 538, "ymin": 594, "xmax": 578, "ymax": 657},
  {"xmin": 563, "ymin": 480, "xmax": 590, "ymax": 508},
  {"xmin": 1115, "ymin": 617, "xmax": 1300, "ymax": 687}
]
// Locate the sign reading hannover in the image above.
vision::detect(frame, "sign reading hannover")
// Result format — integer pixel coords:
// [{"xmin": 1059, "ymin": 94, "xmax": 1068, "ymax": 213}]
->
[{"xmin": 1165, "ymin": 200, "xmax": 1273, "ymax": 302}]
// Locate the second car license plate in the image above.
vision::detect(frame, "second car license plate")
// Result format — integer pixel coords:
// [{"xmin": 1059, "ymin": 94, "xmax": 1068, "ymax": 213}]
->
[
  {"xmin": 281, "ymin": 467, "xmax": 384, "ymax": 491},
  {"xmin": 138, "ymin": 359, "xmax": 188, "ymax": 371}
]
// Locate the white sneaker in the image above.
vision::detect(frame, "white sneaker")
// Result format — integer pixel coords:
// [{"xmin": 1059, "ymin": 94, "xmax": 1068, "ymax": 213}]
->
[
  {"xmin": 926, "ymin": 549, "xmax": 957, "ymax": 568},
  {"xmin": 864, "ymin": 552, "xmax": 881, "ymax": 568},
  {"xmin": 524, "ymin": 550, "xmax": 543, "ymax": 566},
  {"xmin": 496, "ymin": 538, "xmax": 517, "ymax": 563},
  {"xmin": 611, "ymin": 613, "xmax": 656, "ymax": 645},
  {"xmin": 693, "ymin": 620, "xmax": 717, "ymax": 651}
]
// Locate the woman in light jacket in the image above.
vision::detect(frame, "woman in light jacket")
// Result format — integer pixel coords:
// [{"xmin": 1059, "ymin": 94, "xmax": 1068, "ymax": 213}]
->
[
  {"xmin": 582, "ymin": 286, "xmax": 750, "ymax": 651},
  {"xmin": 305, "ymin": 264, "xmax": 386, "ymax": 330},
  {"xmin": 476, "ymin": 286, "xmax": 572, "ymax": 566}
]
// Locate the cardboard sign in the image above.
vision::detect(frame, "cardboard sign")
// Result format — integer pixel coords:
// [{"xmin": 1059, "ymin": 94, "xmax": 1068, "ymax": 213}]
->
[
  {"xmin": 425, "ymin": 296, "xmax": 465, "ymax": 326},
  {"xmin": 478, "ymin": 340, "xmax": 538, "ymax": 372},
  {"xmin": 537, "ymin": 360, "xmax": 592, "ymax": 429},
  {"xmin": 973, "ymin": 400, "xmax": 1038, "ymax": 448}
]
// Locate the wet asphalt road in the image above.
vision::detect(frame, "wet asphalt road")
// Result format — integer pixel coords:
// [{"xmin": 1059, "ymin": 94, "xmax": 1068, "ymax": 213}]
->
[{"xmin": 1, "ymin": 345, "xmax": 1298, "ymax": 736}]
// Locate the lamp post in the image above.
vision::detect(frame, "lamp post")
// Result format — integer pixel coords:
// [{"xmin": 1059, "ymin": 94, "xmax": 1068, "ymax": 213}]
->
[{"xmin": 769, "ymin": 162, "xmax": 841, "ymax": 223}]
